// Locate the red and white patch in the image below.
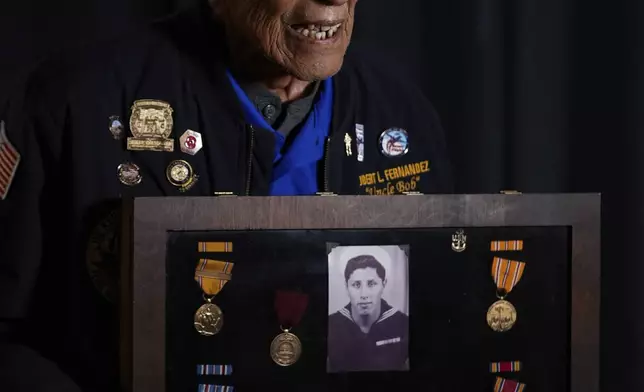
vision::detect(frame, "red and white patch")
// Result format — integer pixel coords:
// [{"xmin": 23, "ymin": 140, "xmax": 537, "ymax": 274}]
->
[{"xmin": 0, "ymin": 121, "xmax": 20, "ymax": 200}]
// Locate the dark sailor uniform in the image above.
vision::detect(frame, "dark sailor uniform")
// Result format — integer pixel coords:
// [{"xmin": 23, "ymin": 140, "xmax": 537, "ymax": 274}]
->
[
  {"xmin": 327, "ymin": 300, "xmax": 409, "ymax": 373},
  {"xmin": 0, "ymin": 1, "xmax": 452, "ymax": 390}
]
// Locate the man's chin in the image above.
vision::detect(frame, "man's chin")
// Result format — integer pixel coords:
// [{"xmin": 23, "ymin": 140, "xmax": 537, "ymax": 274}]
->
[{"xmin": 286, "ymin": 59, "xmax": 345, "ymax": 82}]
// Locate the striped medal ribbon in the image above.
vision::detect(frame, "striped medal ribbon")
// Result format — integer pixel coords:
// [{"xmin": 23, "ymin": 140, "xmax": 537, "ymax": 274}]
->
[
  {"xmin": 494, "ymin": 377, "xmax": 526, "ymax": 392},
  {"xmin": 490, "ymin": 361, "xmax": 522, "ymax": 373},
  {"xmin": 198, "ymin": 385, "xmax": 234, "ymax": 392},
  {"xmin": 490, "ymin": 240, "xmax": 524, "ymax": 252}
]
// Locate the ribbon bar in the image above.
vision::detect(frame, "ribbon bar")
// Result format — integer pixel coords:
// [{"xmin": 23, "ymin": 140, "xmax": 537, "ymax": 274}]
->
[
  {"xmin": 275, "ymin": 290, "xmax": 309, "ymax": 328},
  {"xmin": 195, "ymin": 259, "xmax": 234, "ymax": 296},
  {"xmin": 198, "ymin": 242, "xmax": 233, "ymax": 253},
  {"xmin": 491, "ymin": 240, "xmax": 524, "ymax": 252},
  {"xmin": 197, "ymin": 364, "xmax": 233, "ymax": 376},
  {"xmin": 492, "ymin": 257, "xmax": 526, "ymax": 295},
  {"xmin": 490, "ymin": 361, "xmax": 522, "ymax": 373},
  {"xmin": 195, "ymin": 270, "xmax": 232, "ymax": 281},
  {"xmin": 494, "ymin": 377, "xmax": 526, "ymax": 392},
  {"xmin": 198, "ymin": 385, "xmax": 234, "ymax": 392}
]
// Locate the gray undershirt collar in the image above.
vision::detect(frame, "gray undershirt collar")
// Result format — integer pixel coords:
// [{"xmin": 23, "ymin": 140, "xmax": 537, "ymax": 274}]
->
[{"xmin": 240, "ymin": 81, "xmax": 320, "ymax": 140}]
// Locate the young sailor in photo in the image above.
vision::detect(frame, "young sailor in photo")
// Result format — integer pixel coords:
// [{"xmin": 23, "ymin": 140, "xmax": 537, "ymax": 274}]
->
[{"xmin": 328, "ymin": 255, "xmax": 409, "ymax": 372}]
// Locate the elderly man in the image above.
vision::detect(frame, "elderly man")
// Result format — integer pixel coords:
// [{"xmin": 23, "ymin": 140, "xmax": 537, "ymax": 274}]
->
[
  {"xmin": 327, "ymin": 255, "xmax": 409, "ymax": 372},
  {"xmin": 0, "ymin": 0, "xmax": 452, "ymax": 390}
]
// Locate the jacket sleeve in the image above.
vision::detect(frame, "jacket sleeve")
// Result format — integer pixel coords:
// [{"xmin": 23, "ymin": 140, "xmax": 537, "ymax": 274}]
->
[{"xmin": 0, "ymin": 72, "xmax": 81, "ymax": 391}]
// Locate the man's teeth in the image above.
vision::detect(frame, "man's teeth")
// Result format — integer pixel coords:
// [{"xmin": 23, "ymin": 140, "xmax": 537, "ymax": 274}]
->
[{"xmin": 294, "ymin": 23, "xmax": 342, "ymax": 40}]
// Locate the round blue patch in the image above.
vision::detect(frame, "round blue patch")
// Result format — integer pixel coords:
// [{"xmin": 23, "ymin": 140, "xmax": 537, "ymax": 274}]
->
[{"xmin": 379, "ymin": 128, "xmax": 409, "ymax": 157}]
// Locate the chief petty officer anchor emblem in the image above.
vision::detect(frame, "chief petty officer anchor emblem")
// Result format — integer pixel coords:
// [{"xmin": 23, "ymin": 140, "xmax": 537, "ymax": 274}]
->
[{"xmin": 452, "ymin": 229, "xmax": 467, "ymax": 252}]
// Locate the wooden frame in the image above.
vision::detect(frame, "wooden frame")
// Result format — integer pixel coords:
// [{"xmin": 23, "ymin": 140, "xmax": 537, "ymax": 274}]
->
[{"xmin": 120, "ymin": 194, "xmax": 600, "ymax": 392}]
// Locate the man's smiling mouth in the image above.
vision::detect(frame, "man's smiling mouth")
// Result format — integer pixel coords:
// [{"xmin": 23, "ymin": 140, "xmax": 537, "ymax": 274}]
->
[{"xmin": 289, "ymin": 22, "xmax": 343, "ymax": 41}]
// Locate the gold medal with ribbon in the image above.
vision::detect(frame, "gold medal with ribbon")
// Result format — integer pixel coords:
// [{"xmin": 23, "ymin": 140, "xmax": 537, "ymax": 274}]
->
[
  {"xmin": 194, "ymin": 259, "xmax": 233, "ymax": 336},
  {"xmin": 486, "ymin": 257, "xmax": 525, "ymax": 332}
]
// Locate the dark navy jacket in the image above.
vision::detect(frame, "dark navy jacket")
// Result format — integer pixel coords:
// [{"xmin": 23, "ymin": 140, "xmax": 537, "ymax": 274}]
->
[{"xmin": 0, "ymin": 2, "xmax": 452, "ymax": 391}]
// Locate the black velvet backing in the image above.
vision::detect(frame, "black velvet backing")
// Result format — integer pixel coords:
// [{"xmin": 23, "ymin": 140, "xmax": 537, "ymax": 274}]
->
[{"xmin": 165, "ymin": 227, "xmax": 570, "ymax": 391}]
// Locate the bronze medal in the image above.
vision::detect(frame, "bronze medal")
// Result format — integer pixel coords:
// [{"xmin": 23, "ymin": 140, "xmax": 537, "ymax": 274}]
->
[
  {"xmin": 487, "ymin": 257, "xmax": 525, "ymax": 332},
  {"xmin": 270, "ymin": 331, "xmax": 302, "ymax": 367},
  {"xmin": 193, "ymin": 259, "xmax": 233, "ymax": 336},
  {"xmin": 486, "ymin": 299, "xmax": 517, "ymax": 332},
  {"xmin": 194, "ymin": 302, "xmax": 224, "ymax": 336}
]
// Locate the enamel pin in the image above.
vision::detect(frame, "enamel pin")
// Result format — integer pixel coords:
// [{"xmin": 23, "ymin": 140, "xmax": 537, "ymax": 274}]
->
[
  {"xmin": 127, "ymin": 99, "xmax": 175, "ymax": 152},
  {"xmin": 166, "ymin": 160, "xmax": 198, "ymax": 191},
  {"xmin": 344, "ymin": 133, "xmax": 352, "ymax": 157},
  {"xmin": 180, "ymin": 129, "xmax": 203, "ymax": 156},
  {"xmin": 355, "ymin": 123, "xmax": 364, "ymax": 162},
  {"xmin": 379, "ymin": 128, "xmax": 409, "ymax": 157},
  {"xmin": 451, "ymin": 229, "xmax": 466, "ymax": 252},
  {"xmin": 117, "ymin": 162, "xmax": 142, "ymax": 186},
  {"xmin": 108, "ymin": 115, "xmax": 124, "ymax": 140}
]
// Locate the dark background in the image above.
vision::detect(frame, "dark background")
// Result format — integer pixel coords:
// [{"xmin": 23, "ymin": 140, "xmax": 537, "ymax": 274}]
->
[{"xmin": 0, "ymin": 0, "xmax": 640, "ymax": 389}]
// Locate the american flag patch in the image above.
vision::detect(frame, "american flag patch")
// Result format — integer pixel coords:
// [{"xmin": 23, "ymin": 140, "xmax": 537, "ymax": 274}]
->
[{"xmin": 0, "ymin": 121, "xmax": 20, "ymax": 200}]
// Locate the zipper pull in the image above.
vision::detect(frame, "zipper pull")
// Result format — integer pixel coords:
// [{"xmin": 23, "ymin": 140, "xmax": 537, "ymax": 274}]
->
[
  {"xmin": 323, "ymin": 137, "xmax": 332, "ymax": 192},
  {"xmin": 245, "ymin": 125, "xmax": 255, "ymax": 196}
]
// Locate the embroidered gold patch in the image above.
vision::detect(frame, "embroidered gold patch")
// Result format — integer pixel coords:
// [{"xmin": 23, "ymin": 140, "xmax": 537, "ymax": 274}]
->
[{"xmin": 358, "ymin": 160, "xmax": 431, "ymax": 195}]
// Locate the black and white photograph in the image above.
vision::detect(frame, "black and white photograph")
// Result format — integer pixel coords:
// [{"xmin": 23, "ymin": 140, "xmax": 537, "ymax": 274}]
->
[{"xmin": 327, "ymin": 245, "xmax": 410, "ymax": 373}]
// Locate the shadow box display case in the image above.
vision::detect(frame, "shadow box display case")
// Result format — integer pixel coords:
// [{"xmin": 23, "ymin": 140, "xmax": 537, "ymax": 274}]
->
[{"xmin": 120, "ymin": 194, "xmax": 600, "ymax": 392}]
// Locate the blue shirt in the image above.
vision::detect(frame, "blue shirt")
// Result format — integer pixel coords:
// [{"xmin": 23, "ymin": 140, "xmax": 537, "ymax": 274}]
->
[{"xmin": 226, "ymin": 72, "xmax": 334, "ymax": 196}]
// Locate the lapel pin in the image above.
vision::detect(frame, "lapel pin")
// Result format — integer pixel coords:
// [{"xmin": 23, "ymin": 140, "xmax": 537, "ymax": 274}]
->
[
  {"xmin": 117, "ymin": 162, "xmax": 142, "ymax": 186},
  {"xmin": 451, "ymin": 229, "xmax": 467, "ymax": 252},
  {"xmin": 379, "ymin": 127, "xmax": 409, "ymax": 157},
  {"xmin": 108, "ymin": 115, "xmax": 124, "ymax": 140},
  {"xmin": 127, "ymin": 99, "xmax": 175, "ymax": 152},
  {"xmin": 180, "ymin": 129, "xmax": 203, "ymax": 155},
  {"xmin": 355, "ymin": 124, "xmax": 364, "ymax": 162},
  {"xmin": 166, "ymin": 160, "xmax": 198, "ymax": 192},
  {"xmin": 344, "ymin": 133, "xmax": 352, "ymax": 157}
]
